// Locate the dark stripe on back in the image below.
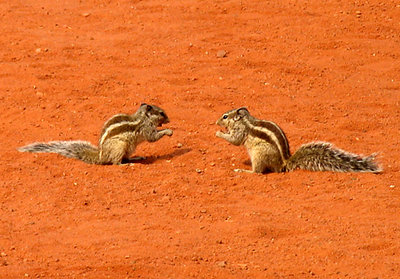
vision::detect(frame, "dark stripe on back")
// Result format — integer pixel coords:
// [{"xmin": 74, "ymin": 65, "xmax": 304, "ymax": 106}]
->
[
  {"xmin": 249, "ymin": 128, "xmax": 277, "ymax": 146},
  {"xmin": 101, "ymin": 114, "xmax": 134, "ymax": 137},
  {"xmin": 100, "ymin": 121, "xmax": 139, "ymax": 144},
  {"xmin": 250, "ymin": 119, "xmax": 291, "ymax": 159}
]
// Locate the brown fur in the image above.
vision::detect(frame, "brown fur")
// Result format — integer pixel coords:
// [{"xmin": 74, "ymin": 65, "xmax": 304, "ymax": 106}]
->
[
  {"xmin": 18, "ymin": 104, "xmax": 173, "ymax": 165},
  {"xmin": 216, "ymin": 108, "xmax": 382, "ymax": 174}
]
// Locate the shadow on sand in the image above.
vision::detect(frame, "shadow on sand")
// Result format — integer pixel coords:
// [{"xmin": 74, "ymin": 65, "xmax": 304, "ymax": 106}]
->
[{"xmin": 121, "ymin": 148, "xmax": 191, "ymax": 165}]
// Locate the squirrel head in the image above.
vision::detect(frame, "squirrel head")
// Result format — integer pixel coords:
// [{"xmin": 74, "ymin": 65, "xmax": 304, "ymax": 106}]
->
[
  {"xmin": 138, "ymin": 103, "xmax": 170, "ymax": 127},
  {"xmin": 216, "ymin": 107, "xmax": 249, "ymax": 125},
  {"xmin": 216, "ymin": 107, "xmax": 250, "ymax": 133}
]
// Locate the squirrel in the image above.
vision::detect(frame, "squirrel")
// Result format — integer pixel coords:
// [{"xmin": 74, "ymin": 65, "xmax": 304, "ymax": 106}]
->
[
  {"xmin": 216, "ymin": 107, "xmax": 382, "ymax": 174},
  {"xmin": 18, "ymin": 103, "xmax": 173, "ymax": 165}
]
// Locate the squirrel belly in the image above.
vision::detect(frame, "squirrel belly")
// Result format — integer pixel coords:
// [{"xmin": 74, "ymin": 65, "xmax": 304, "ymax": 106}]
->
[
  {"xmin": 284, "ymin": 142, "xmax": 381, "ymax": 173},
  {"xmin": 18, "ymin": 141, "xmax": 102, "ymax": 164}
]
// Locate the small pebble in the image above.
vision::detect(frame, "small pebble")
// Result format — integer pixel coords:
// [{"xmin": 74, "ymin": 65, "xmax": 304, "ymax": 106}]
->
[
  {"xmin": 217, "ymin": 261, "xmax": 227, "ymax": 267},
  {"xmin": 237, "ymin": 263, "xmax": 248, "ymax": 269},
  {"xmin": 217, "ymin": 50, "xmax": 227, "ymax": 58}
]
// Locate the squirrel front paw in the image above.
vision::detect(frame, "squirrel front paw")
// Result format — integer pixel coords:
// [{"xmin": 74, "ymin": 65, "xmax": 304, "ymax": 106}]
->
[
  {"xmin": 216, "ymin": 131, "xmax": 224, "ymax": 138},
  {"xmin": 164, "ymin": 129, "xmax": 173, "ymax": 136}
]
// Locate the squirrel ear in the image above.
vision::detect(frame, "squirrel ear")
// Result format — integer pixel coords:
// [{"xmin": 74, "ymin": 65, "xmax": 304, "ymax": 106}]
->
[
  {"xmin": 139, "ymin": 103, "xmax": 153, "ymax": 114},
  {"xmin": 140, "ymin": 103, "xmax": 152, "ymax": 112},
  {"xmin": 237, "ymin": 107, "xmax": 249, "ymax": 113},
  {"xmin": 234, "ymin": 107, "xmax": 249, "ymax": 121}
]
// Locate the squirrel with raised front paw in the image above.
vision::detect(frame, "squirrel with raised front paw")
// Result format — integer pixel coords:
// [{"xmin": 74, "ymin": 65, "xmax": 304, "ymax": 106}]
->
[
  {"xmin": 18, "ymin": 103, "xmax": 173, "ymax": 165},
  {"xmin": 216, "ymin": 107, "xmax": 381, "ymax": 173}
]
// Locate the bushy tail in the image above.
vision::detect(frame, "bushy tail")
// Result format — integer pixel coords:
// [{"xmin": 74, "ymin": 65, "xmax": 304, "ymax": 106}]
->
[
  {"xmin": 285, "ymin": 142, "xmax": 382, "ymax": 173},
  {"xmin": 18, "ymin": 141, "xmax": 101, "ymax": 164}
]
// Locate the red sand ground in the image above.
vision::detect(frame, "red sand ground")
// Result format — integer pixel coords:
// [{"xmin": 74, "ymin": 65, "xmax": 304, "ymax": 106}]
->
[{"xmin": 1, "ymin": 0, "xmax": 399, "ymax": 278}]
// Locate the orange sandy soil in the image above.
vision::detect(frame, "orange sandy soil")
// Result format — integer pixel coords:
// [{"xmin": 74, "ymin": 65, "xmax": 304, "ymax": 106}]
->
[{"xmin": 1, "ymin": 0, "xmax": 399, "ymax": 278}]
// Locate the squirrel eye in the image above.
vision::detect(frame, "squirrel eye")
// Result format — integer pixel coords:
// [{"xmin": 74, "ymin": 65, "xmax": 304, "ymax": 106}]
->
[{"xmin": 223, "ymin": 115, "xmax": 228, "ymax": 119}]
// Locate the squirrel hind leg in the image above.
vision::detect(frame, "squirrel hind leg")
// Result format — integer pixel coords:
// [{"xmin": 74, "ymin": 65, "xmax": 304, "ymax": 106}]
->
[
  {"xmin": 250, "ymin": 156, "xmax": 282, "ymax": 173},
  {"xmin": 100, "ymin": 141, "xmax": 128, "ymax": 165},
  {"xmin": 250, "ymin": 148, "xmax": 284, "ymax": 173},
  {"xmin": 251, "ymin": 161, "xmax": 269, "ymax": 173},
  {"xmin": 248, "ymin": 150, "xmax": 268, "ymax": 173}
]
